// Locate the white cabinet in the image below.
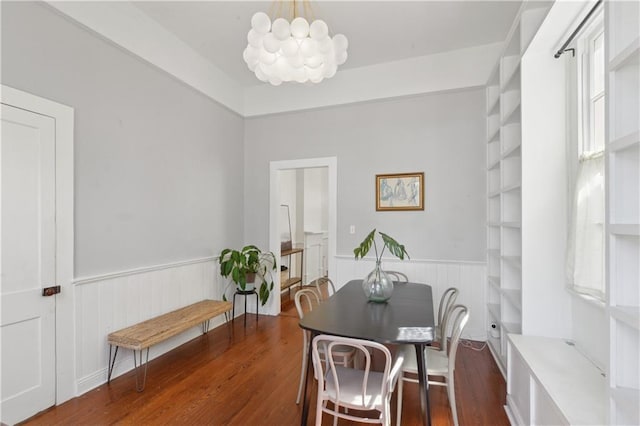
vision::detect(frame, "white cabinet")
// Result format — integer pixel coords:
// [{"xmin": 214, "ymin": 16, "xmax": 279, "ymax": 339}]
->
[
  {"xmin": 303, "ymin": 231, "xmax": 328, "ymax": 284},
  {"xmin": 606, "ymin": 1, "xmax": 640, "ymax": 424},
  {"xmin": 506, "ymin": 335, "xmax": 607, "ymax": 426}
]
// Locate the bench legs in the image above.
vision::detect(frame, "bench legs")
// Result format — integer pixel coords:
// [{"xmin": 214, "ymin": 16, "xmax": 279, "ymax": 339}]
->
[
  {"xmin": 107, "ymin": 316, "xmax": 231, "ymax": 392},
  {"xmin": 133, "ymin": 348, "xmax": 150, "ymax": 392},
  {"xmin": 107, "ymin": 345, "xmax": 149, "ymax": 392},
  {"xmin": 107, "ymin": 345, "xmax": 119, "ymax": 384}
]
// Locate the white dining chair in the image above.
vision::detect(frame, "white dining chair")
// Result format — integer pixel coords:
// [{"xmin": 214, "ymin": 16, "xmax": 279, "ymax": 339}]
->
[
  {"xmin": 312, "ymin": 334, "xmax": 405, "ymax": 426},
  {"xmin": 294, "ymin": 288, "xmax": 357, "ymax": 404},
  {"xmin": 435, "ymin": 287, "xmax": 459, "ymax": 352},
  {"xmin": 396, "ymin": 304, "xmax": 470, "ymax": 426},
  {"xmin": 308, "ymin": 276, "xmax": 336, "ymax": 300},
  {"xmin": 383, "ymin": 270, "xmax": 409, "ymax": 282}
]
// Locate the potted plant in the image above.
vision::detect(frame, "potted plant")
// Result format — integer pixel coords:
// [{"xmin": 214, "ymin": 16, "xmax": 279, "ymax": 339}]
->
[
  {"xmin": 354, "ymin": 229, "xmax": 409, "ymax": 302},
  {"xmin": 219, "ymin": 245, "xmax": 277, "ymax": 306}
]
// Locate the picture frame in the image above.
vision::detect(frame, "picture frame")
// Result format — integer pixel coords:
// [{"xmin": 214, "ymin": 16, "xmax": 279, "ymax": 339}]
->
[{"xmin": 376, "ymin": 172, "xmax": 424, "ymax": 211}]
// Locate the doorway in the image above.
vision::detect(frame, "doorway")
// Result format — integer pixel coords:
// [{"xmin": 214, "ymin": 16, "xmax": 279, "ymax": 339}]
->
[{"xmin": 269, "ymin": 157, "xmax": 337, "ymax": 316}]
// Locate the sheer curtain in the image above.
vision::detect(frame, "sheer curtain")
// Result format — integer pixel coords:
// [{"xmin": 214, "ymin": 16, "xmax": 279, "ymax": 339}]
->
[{"xmin": 566, "ymin": 151, "xmax": 605, "ymax": 298}]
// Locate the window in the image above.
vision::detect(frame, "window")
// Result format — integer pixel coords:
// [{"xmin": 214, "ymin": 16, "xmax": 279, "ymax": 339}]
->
[{"xmin": 566, "ymin": 12, "xmax": 605, "ymax": 299}]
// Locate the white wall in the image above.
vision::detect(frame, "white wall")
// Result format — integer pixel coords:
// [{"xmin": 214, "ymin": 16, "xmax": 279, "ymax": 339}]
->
[
  {"xmin": 1, "ymin": 2, "xmax": 245, "ymax": 277},
  {"xmin": 278, "ymin": 169, "xmax": 298, "ymax": 244},
  {"xmin": 304, "ymin": 167, "xmax": 329, "ymax": 232},
  {"xmin": 1, "ymin": 2, "xmax": 246, "ymax": 395},
  {"xmin": 244, "ymin": 89, "xmax": 487, "ymax": 262},
  {"xmin": 521, "ymin": 18, "xmax": 572, "ymax": 339}
]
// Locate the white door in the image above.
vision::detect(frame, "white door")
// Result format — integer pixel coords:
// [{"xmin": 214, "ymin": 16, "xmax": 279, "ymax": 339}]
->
[{"xmin": 1, "ymin": 104, "xmax": 57, "ymax": 424}]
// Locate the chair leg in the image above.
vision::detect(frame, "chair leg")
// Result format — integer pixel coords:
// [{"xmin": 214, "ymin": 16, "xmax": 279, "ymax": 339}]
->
[
  {"xmin": 296, "ymin": 335, "xmax": 308, "ymax": 404},
  {"xmin": 383, "ymin": 397, "xmax": 391, "ymax": 426},
  {"xmin": 315, "ymin": 392, "xmax": 324, "ymax": 426},
  {"xmin": 396, "ymin": 375, "xmax": 404, "ymax": 426},
  {"xmin": 448, "ymin": 378, "xmax": 459, "ymax": 426}
]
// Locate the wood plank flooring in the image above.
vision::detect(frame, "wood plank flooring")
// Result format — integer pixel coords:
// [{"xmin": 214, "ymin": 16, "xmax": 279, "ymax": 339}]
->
[{"xmin": 22, "ymin": 302, "xmax": 508, "ymax": 426}]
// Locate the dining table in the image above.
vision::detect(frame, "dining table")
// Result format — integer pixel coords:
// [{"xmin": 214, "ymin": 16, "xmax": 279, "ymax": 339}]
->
[{"xmin": 298, "ymin": 279, "xmax": 435, "ymax": 426}]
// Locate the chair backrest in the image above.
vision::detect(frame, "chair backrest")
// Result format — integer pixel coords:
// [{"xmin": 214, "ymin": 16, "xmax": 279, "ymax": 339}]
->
[
  {"xmin": 294, "ymin": 288, "xmax": 322, "ymax": 320},
  {"xmin": 384, "ymin": 271, "xmax": 408, "ymax": 282},
  {"xmin": 438, "ymin": 287, "xmax": 459, "ymax": 351},
  {"xmin": 311, "ymin": 334, "xmax": 401, "ymax": 410},
  {"xmin": 445, "ymin": 304, "xmax": 469, "ymax": 374},
  {"xmin": 309, "ymin": 277, "xmax": 336, "ymax": 300}
]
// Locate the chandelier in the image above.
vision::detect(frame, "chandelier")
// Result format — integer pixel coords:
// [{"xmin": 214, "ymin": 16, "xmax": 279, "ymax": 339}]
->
[{"xmin": 242, "ymin": 2, "xmax": 348, "ymax": 86}]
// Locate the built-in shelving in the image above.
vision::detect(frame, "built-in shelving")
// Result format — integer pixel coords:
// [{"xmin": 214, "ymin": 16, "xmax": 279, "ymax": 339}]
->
[
  {"xmin": 484, "ymin": 0, "xmax": 554, "ymax": 376},
  {"xmin": 607, "ymin": 1, "xmax": 640, "ymax": 423}
]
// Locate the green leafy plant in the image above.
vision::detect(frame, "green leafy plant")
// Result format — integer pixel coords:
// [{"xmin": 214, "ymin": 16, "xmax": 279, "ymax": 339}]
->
[
  {"xmin": 353, "ymin": 229, "xmax": 410, "ymax": 262},
  {"xmin": 219, "ymin": 245, "xmax": 277, "ymax": 306}
]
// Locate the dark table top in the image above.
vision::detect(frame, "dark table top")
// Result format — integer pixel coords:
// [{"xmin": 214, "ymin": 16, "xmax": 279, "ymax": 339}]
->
[{"xmin": 299, "ymin": 280, "xmax": 435, "ymax": 344}]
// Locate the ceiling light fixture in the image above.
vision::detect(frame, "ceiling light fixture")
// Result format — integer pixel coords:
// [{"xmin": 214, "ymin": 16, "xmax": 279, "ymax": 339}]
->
[{"xmin": 243, "ymin": 1, "xmax": 348, "ymax": 86}]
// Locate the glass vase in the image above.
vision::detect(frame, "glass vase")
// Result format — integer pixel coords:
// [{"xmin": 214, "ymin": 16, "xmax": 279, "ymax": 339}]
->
[{"xmin": 362, "ymin": 261, "xmax": 393, "ymax": 303}]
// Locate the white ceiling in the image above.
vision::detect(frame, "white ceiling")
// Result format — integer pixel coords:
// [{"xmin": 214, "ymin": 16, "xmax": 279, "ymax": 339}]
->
[{"xmin": 132, "ymin": 1, "xmax": 522, "ymax": 87}]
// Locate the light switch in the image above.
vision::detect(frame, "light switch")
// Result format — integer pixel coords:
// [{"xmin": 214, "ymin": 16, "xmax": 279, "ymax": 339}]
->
[{"xmin": 349, "ymin": 225, "xmax": 355, "ymax": 234}]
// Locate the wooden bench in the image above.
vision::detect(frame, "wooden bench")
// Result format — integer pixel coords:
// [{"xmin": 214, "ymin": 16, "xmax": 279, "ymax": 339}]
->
[{"xmin": 107, "ymin": 299, "xmax": 232, "ymax": 391}]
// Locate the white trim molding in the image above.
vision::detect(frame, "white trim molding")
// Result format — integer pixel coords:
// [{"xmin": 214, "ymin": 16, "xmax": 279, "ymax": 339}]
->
[
  {"xmin": 44, "ymin": 1, "xmax": 244, "ymax": 115},
  {"xmin": 269, "ymin": 157, "xmax": 338, "ymax": 317},
  {"xmin": 74, "ymin": 256, "xmax": 217, "ymax": 287}
]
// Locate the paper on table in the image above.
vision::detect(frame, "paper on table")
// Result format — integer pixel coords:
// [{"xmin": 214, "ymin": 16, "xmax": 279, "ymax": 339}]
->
[{"xmin": 397, "ymin": 327, "xmax": 433, "ymax": 342}]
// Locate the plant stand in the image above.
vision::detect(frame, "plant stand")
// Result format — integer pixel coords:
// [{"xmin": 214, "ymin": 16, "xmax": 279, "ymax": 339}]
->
[{"xmin": 232, "ymin": 288, "xmax": 259, "ymax": 327}]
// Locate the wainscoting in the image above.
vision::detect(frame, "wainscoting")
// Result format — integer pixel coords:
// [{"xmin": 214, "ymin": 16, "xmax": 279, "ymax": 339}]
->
[
  {"xmin": 73, "ymin": 257, "xmax": 224, "ymax": 394},
  {"xmin": 335, "ymin": 256, "xmax": 487, "ymax": 341},
  {"xmin": 72, "ymin": 255, "xmax": 486, "ymax": 396}
]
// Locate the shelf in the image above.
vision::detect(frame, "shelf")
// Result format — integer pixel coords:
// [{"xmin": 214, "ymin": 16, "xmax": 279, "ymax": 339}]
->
[
  {"xmin": 611, "ymin": 306, "xmax": 640, "ymax": 330},
  {"xmin": 281, "ymin": 247, "xmax": 303, "ymax": 256},
  {"xmin": 502, "ymin": 255, "xmax": 522, "ymax": 269},
  {"xmin": 610, "ymin": 224, "xmax": 640, "ymax": 236},
  {"xmin": 501, "ymin": 222, "xmax": 521, "ymax": 229},
  {"xmin": 488, "ymin": 303, "xmax": 501, "ymax": 321},
  {"xmin": 487, "ymin": 89, "xmax": 500, "ymax": 115},
  {"xmin": 501, "ymin": 55, "xmax": 521, "ymax": 91},
  {"xmin": 488, "ymin": 158, "xmax": 501, "ymax": 170},
  {"xmin": 281, "ymin": 248, "xmax": 304, "ymax": 291},
  {"xmin": 610, "ymin": 131, "xmax": 640, "ymax": 153},
  {"xmin": 502, "ymin": 144, "xmax": 521, "ymax": 160},
  {"xmin": 488, "ymin": 190, "xmax": 501, "ymax": 198},
  {"xmin": 501, "ymin": 289, "xmax": 522, "ymax": 312},
  {"xmin": 501, "ymin": 182, "xmax": 521, "ymax": 193},
  {"xmin": 501, "ymin": 101, "xmax": 521, "ymax": 126},
  {"xmin": 502, "ymin": 321, "xmax": 522, "ymax": 335},
  {"xmin": 487, "ymin": 125, "xmax": 500, "ymax": 144},
  {"xmin": 609, "ymin": 36, "xmax": 640, "ymax": 71},
  {"xmin": 488, "ymin": 275, "xmax": 501, "ymax": 287},
  {"xmin": 281, "ymin": 276, "xmax": 302, "ymax": 290},
  {"xmin": 487, "ymin": 222, "xmax": 501, "ymax": 227}
]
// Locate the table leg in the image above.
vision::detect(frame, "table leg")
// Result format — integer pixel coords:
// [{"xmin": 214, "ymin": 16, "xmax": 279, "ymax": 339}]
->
[
  {"xmin": 300, "ymin": 331, "xmax": 315, "ymax": 426},
  {"xmin": 415, "ymin": 343, "xmax": 432, "ymax": 426}
]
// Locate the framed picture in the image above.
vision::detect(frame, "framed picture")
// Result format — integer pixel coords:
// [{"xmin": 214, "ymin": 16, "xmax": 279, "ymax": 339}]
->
[{"xmin": 376, "ymin": 172, "xmax": 424, "ymax": 211}]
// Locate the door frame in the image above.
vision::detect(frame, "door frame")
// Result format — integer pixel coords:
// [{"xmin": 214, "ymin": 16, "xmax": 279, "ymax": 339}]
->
[
  {"xmin": 269, "ymin": 157, "xmax": 337, "ymax": 315},
  {"xmin": 1, "ymin": 85, "xmax": 76, "ymax": 404}
]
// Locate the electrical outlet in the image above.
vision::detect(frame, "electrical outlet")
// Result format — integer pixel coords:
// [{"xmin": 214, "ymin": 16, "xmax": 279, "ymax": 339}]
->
[{"xmin": 349, "ymin": 225, "xmax": 355, "ymax": 234}]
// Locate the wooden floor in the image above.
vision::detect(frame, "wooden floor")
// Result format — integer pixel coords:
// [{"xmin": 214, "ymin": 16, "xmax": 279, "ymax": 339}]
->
[{"xmin": 23, "ymin": 299, "xmax": 508, "ymax": 426}]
